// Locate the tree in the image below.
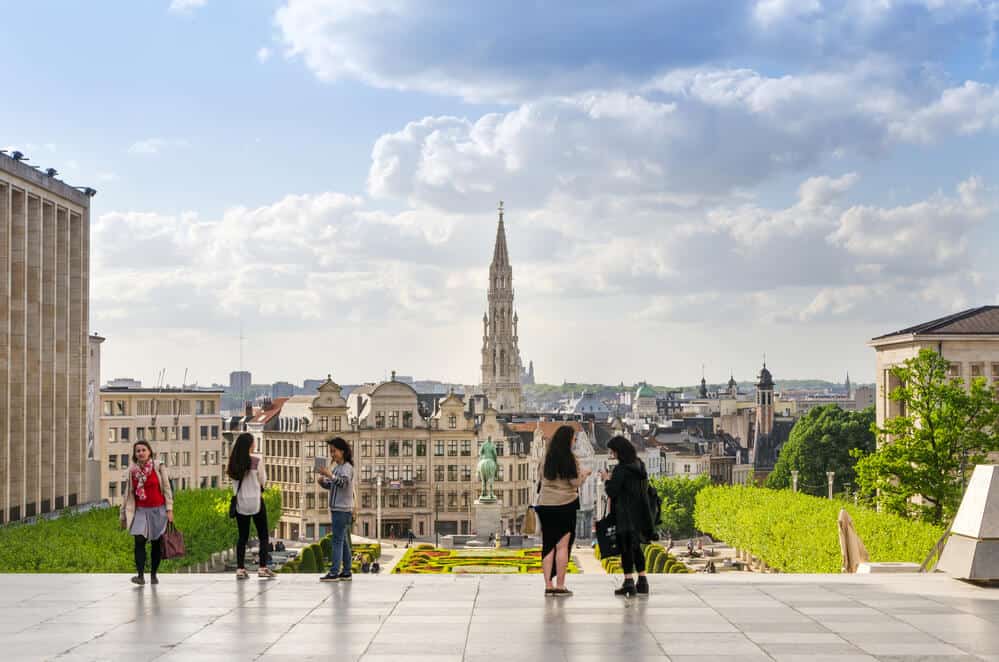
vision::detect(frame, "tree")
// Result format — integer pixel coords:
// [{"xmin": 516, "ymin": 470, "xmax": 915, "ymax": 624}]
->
[
  {"xmin": 853, "ymin": 348, "xmax": 999, "ymax": 525},
  {"xmin": 650, "ymin": 474, "xmax": 712, "ymax": 538},
  {"xmin": 766, "ymin": 405, "xmax": 875, "ymax": 495}
]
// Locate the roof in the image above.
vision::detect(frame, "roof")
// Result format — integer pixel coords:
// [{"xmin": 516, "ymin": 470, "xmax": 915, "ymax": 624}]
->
[
  {"xmin": 251, "ymin": 398, "xmax": 289, "ymax": 425},
  {"xmin": 635, "ymin": 384, "xmax": 657, "ymax": 398},
  {"xmin": 100, "ymin": 387, "xmax": 224, "ymax": 394},
  {"xmin": 872, "ymin": 306, "xmax": 999, "ymax": 340}
]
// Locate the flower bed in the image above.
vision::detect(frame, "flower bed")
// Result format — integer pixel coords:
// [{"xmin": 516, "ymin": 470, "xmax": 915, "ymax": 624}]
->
[
  {"xmin": 595, "ymin": 543, "xmax": 689, "ymax": 574},
  {"xmin": 280, "ymin": 537, "xmax": 381, "ymax": 574},
  {"xmin": 393, "ymin": 547, "xmax": 579, "ymax": 574}
]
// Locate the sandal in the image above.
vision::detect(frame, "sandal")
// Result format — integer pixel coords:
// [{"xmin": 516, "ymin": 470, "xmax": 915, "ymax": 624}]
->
[
  {"xmin": 551, "ymin": 588, "xmax": 573, "ymax": 597},
  {"xmin": 235, "ymin": 568, "xmax": 249, "ymax": 580}
]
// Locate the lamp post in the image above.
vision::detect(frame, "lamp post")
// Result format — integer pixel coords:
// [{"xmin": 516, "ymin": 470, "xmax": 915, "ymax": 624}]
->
[
  {"xmin": 376, "ymin": 474, "xmax": 383, "ymax": 547},
  {"xmin": 434, "ymin": 485, "xmax": 440, "ymax": 547},
  {"xmin": 826, "ymin": 471, "xmax": 835, "ymax": 500},
  {"xmin": 791, "ymin": 470, "xmax": 799, "ymax": 493}
]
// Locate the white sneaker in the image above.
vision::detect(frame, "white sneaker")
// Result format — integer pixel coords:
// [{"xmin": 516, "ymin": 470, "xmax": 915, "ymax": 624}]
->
[
  {"xmin": 235, "ymin": 569, "xmax": 249, "ymax": 580},
  {"xmin": 257, "ymin": 567, "xmax": 276, "ymax": 579}
]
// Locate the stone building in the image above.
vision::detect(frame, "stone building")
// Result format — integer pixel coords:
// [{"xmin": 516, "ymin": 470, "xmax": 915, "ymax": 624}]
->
[
  {"xmin": 0, "ymin": 152, "xmax": 93, "ymax": 523},
  {"xmin": 85, "ymin": 333, "xmax": 105, "ymax": 502},
  {"xmin": 479, "ymin": 202, "xmax": 524, "ymax": 413},
  {"xmin": 869, "ymin": 306, "xmax": 999, "ymax": 433},
  {"xmin": 98, "ymin": 387, "xmax": 224, "ymax": 504}
]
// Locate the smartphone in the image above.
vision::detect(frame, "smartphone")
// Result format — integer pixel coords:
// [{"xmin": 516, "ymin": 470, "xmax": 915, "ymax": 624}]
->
[{"xmin": 313, "ymin": 457, "xmax": 328, "ymax": 471}]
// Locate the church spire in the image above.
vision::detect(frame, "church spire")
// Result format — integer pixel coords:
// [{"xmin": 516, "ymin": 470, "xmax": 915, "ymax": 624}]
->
[{"xmin": 491, "ymin": 201, "xmax": 509, "ymax": 269}]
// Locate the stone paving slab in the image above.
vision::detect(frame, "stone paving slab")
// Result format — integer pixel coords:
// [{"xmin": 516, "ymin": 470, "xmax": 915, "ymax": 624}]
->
[{"xmin": 0, "ymin": 573, "xmax": 998, "ymax": 661}]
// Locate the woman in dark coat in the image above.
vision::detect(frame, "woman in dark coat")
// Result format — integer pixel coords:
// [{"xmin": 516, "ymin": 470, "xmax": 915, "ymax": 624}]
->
[{"xmin": 600, "ymin": 435, "xmax": 654, "ymax": 596}]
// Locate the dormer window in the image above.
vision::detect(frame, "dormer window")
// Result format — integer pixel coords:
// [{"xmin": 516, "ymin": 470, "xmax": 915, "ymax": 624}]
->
[{"xmin": 448, "ymin": 414, "xmax": 457, "ymax": 429}]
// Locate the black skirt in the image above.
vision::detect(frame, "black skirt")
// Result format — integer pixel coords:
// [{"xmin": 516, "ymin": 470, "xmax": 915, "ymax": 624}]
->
[{"xmin": 534, "ymin": 498, "xmax": 579, "ymax": 575}]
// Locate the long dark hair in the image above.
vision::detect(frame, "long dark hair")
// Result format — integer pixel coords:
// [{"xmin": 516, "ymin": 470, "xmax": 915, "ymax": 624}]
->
[
  {"xmin": 543, "ymin": 425, "xmax": 578, "ymax": 480},
  {"xmin": 328, "ymin": 437, "xmax": 353, "ymax": 465},
  {"xmin": 226, "ymin": 433, "xmax": 254, "ymax": 480},
  {"xmin": 607, "ymin": 435, "xmax": 638, "ymax": 465},
  {"xmin": 131, "ymin": 441, "xmax": 154, "ymax": 465}
]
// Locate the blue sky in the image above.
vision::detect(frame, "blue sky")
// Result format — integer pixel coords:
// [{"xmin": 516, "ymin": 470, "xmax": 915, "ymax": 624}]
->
[{"xmin": 4, "ymin": 1, "xmax": 999, "ymax": 388}]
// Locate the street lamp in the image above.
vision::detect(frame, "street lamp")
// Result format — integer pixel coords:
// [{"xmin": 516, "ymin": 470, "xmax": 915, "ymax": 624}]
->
[
  {"xmin": 434, "ymin": 484, "xmax": 440, "ymax": 547},
  {"xmin": 376, "ymin": 474, "xmax": 383, "ymax": 548}
]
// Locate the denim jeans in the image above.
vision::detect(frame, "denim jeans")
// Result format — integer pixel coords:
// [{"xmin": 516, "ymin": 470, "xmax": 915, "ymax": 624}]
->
[{"xmin": 329, "ymin": 511, "xmax": 352, "ymax": 575}]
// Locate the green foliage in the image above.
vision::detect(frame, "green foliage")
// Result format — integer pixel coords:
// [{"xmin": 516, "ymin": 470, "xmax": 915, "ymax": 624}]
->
[
  {"xmin": 650, "ymin": 474, "xmax": 712, "ymax": 538},
  {"xmin": 0, "ymin": 488, "xmax": 281, "ymax": 573},
  {"xmin": 298, "ymin": 546, "xmax": 318, "ymax": 573},
  {"xmin": 320, "ymin": 536, "xmax": 332, "ymax": 561},
  {"xmin": 766, "ymin": 405, "xmax": 875, "ymax": 494},
  {"xmin": 694, "ymin": 484, "xmax": 944, "ymax": 573},
  {"xmin": 853, "ymin": 348, "xmax": 999, "ymax": 525},
  {"xmin": 393, "ymin": 547, "xmax": 577, "ymax": 574}
]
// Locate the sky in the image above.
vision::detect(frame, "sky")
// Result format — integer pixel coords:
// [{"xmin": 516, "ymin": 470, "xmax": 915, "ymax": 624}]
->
[{"xmin": 4, "ymin": 0, "xmax": 999, "ymax": 388}]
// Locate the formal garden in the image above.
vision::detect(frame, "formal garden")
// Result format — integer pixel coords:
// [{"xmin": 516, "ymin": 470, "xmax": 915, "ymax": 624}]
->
[
  {"xmin": 278, "ymin": 536, "xmax": 381, "ymax": 574},
  {"xmin": 0, "ymin": 487, "xmax": 281, "ymax": 573},
  {"xmin": 392, "ymin": 544, "xmax": 580, "ymax": 574},
  {"xmin": 594, "ymin": 542, "xmax": 690, "ymax": 574}
]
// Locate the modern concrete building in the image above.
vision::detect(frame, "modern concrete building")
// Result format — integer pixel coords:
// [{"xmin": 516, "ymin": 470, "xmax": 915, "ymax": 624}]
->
[
  {"xmin": 86, "ymin": 333, "xmax": 104, "ymax": 502},
  {"xmin": 0, "ymin": 152, "xmax": 93, "ymax": 523},
  {"xmin": 98, "ymin": 387, "xmax": 224, "ymax": 504},
  {"xmin": 869, "ymin": 306, "xmax": 999, "ymax": 432}
]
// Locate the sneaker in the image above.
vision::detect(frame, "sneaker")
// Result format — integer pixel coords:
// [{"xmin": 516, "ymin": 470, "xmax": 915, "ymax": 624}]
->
[
  {"xmin": 150, "ymin": 576, "xmax": 159, "ymax": 585},
  {"xmin": 544, "ymin": 587, "xmax": 557, "ymax": 596},
  {"xmin": 337, "ymin": 573, "xmax": 352, "ymax": 582},
  {"xmin": 258, "ymin": 567, "xmax": 276, "ymax": 579},
  {"xmin": 319, "ymin": 572, "xmax": 341, "ymax": 582},
  {"xmin": 551, "ymin": 587, "xmax": 573, "ymax": 597},
  {"xmin": 130, "ymin": 576, "xmax": 145, "ymax": 586},
  {"xmin": 236, "ymin": 569, "xmax": 249, "ymax": 580}
]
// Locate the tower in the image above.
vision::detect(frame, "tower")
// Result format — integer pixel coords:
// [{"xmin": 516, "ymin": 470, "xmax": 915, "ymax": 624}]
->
[
  {"xmin": 844, "ymin": 371, "xmax": 851, "ymax": 398},
  {"xmin": 698, "ymin": 365, "xmax": 708, "ymax": 399},
  {"xmin": 755, "ymin": 360, "xmax": 775, "ymax": 439},
  {"xmin": 727, "ymin": 372, "xmax": 738, "ymax": 398},
  {"xmin": 479, "ymin": 202, "xmax": 523, "ymax": 412}
]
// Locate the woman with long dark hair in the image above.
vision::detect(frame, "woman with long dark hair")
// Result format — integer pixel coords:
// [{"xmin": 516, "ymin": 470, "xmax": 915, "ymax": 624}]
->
[
  {"xmin": 534, "ymin": 425, "xmax": 590, "ymax": 596},
  {"xmin": 119, "ymin": 441, "xmax": 173, "ymax": 586},
  {"xmin": 599, "ymin": 436, "xmax": 654, "ymax": 596},
  {"xmin": 317, "ymin": 437, "xmax": 354, "ymax": 582},
  {"xmin": 227, "ymin": 432, "xmax": 275, "ymax": 579}
]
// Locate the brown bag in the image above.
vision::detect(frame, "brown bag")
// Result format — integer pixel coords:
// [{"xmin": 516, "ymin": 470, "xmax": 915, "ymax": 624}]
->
[
  {"xmin": 161, "ymin": 522, "xmax": 186, "ymax": 559},
  {"xmin": 522, "ymin": 506, "xmax": 537, "ymax": 535}
]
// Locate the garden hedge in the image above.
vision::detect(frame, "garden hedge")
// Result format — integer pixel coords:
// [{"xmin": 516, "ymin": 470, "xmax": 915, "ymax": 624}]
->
[
  {"xmin": 0, "ymin": 487, "xmax": 281, "ymax": 573},
  {"xmin": 393, "ymin": 547, "xmax": 578, "ymax": 574},
  {"xmin": 694, "ymin": 485, "xmax": 945, "ymax": 573}
]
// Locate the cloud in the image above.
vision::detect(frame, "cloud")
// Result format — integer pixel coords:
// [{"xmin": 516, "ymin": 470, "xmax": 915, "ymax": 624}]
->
[
  {"xmin": 127, "ymin": 138, "xmax": 189, "ymax": 155},
  {"xmin": 274, "ymin": 0, "xmax": 998, "ymax": 101},
  {"xmin": 257, "ymin": 47, "xmax": 272, "ymax": 63},
  {"xmin": 169, "ymin": 0, "xmax": 207, "ymax": 13}
]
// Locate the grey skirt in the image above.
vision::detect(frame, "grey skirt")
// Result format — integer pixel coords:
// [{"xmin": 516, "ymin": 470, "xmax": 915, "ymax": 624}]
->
[{"xmin": 130, "ymin": 505, "xmax": 168, "ymax": 541}]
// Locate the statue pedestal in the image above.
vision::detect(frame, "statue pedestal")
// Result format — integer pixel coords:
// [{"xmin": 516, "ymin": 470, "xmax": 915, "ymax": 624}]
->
[{"xmin": 472, "ymin": 499, "xmax": 502, "ymax": 540}]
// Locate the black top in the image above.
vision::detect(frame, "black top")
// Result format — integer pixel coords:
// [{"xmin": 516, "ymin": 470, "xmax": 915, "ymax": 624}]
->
[{"xmin": 605, "ymin": 461, "xmax": 654, "ymax": 540}]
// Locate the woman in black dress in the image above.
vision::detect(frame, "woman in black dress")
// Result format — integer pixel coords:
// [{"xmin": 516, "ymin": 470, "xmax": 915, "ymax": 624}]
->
[{"xmin": 600, "ymin": 435, "xmax": 655, "ymax": 596}]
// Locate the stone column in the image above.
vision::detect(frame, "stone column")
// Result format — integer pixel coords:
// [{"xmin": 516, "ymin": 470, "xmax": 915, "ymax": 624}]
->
[
  {"xmin": 40, "ymin": 201, "xmax": 55, "ymax": 511},
  {"xmin": 0, "ymin": 182, "xmax": 9, "ymax": 522},
  {"xmin": 9, "ymin": 188, "xmax": 26, "ymax": 520},
  {"xmin": 54, "ymin": 208, "xmax": 68, "ymax": 505},
  {"xmin": 25, "ymin": 195, "xmax": 41, "ymax": 517},
  {"xmin": 68, "ymin": 211, "xmax": 83, "ymax": 505}
]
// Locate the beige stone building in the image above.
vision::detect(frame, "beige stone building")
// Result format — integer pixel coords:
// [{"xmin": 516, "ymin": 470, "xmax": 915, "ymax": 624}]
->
[
  {"xmin": 244, "ymin": 376, "xmax": 534, "ymax": 541},
  {"xmin": 869, "ymin": 307, "xmax": 999, "ymax": 432},
  {"xmin": 98, "ymin": 388, "xmax": 224, "ymax": 504},
  {"xmin": 0, "ymin": 153, "xmax": 92, "ymax": 523},
  {"xmin": 85, "ymin": 333, "xmax": 105, "ymax": 502}
]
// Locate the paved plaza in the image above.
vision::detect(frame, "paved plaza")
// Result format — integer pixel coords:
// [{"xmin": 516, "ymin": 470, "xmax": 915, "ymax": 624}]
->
[{"xmin": 3, "ymin": 573, "xmax": 999, "ymax": 661}]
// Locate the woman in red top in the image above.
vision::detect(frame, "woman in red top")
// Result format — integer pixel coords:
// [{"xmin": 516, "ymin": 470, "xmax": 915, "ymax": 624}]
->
[{"xmin": 120, "ymin": 441, "xmax": 174, "ymax": 585}]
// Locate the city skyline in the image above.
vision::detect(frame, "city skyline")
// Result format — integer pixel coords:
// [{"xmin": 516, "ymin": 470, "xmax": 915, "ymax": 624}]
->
[{"xmin": 6, "ymin": 2, "xmax": 999, "ymax": 387}]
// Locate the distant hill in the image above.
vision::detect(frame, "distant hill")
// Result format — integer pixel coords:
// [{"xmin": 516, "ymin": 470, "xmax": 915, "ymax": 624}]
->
[{"xmin": 525, "ymin": 379, "xmax": 870, "ymax": 400}]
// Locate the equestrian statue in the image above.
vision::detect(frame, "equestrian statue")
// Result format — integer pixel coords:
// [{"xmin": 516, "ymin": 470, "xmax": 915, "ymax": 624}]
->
[{"xmin": 476, "ymin": 437, "xmax": 498, "ymax": 502}]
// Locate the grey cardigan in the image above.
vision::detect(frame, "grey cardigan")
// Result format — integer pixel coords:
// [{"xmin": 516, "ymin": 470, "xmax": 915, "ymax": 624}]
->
[{"xmin": 319, "ymin": 462, "xmax": 354, "ymax": 512}]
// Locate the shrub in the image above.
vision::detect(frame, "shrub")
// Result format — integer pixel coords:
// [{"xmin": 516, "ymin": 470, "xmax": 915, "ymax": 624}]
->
[
  {"xmin": 654, "ymin": 555, "xmax": 670, "ymax": 573},
  {"xmin": 694, "ymin": 485, "xmax": 945, "ymax": 573},
  {"xmin": 320, "ymin": 536, "xmax": 332, "ymax": 561},
  {"xmin": 298, "ymin": 546, "xmax": 318, "ymax": 573},
  {"xmin": 0, "ymin": 488, "xmax": 281, "ymax": 573}
]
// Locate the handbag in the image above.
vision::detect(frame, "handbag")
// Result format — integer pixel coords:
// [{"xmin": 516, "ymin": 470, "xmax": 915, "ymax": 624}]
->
[
  {"xmin": 595, "ymin": 516, "xmax": 620, "ymax": 558},
  {"xmin": 161, "ymin": 521, "xmax": 186, "ymax": 559},
  {"xmin": 228, "ymin": 477, "xmax": 243, "ymax": 519},
  {"xmin": 522, "ymin": 506, "xmax": 537, "ymax": 535}
]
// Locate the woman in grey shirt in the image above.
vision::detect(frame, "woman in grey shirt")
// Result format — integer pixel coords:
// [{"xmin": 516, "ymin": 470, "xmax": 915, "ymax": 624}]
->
[{"xmin": 317, "ymin": 437, "xmax": 354, "ymax": 582}]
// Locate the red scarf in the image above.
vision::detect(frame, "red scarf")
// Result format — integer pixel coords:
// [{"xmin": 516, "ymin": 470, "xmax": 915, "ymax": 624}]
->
[{"xmin": 131, "ymin": 461, "xmax": 155, "ymax": 502}]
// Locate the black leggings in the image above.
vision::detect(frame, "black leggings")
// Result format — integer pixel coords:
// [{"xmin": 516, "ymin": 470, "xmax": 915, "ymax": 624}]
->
[
  {"xmin": 134, "ymin": 535, "xmax": 162, "ymax": 577},
  {"xmin": 619, "ymin": 531, "xmax": 646, "ymax": 575},
  {"xmin": 236, "ymin": 501, "xmax": 270, "ymax": 569}
]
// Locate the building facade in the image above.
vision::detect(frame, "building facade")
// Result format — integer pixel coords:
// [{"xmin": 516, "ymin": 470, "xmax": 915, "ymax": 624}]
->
[
  {"xmin": 98, "ymin": 388, "xmax": 224, "ymax": 504},
  {"xmin": 85, "ymin": 334, "xmax": 104, "ymax": 502},
  {"xmin": 0, "ymin": 153, "xmax": 92, "ymax": 523},
  {"xmin": 479, "ymin": 202, "xmax": 524, "ymax": 412}
]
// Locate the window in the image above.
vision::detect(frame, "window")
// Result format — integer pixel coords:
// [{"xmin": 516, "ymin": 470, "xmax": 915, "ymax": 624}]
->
[
  {"xmin": 332, "ymin": 416, "xmax": 341, "ymax": 432},
  {"xmin": 200, "ymin": 477, "xmax": 209, "ymax": 489},
  {"xmin": 415, "ymin": 465, "xmax": 426, "ymax": 481},
  {"xmin": 376, "ymin": 441, "xmax": 385, "ymax": 457},
  {"xmin": 993, "ymin": 364, "xmax": 999, "ymax": 380},
  {"xmin": 103, "ymin": 400, "xmax": 113, "ymax": 416},
  {"xmin": 461, "ymin": 492, "xmax": 470, "ymax": 509},
  {"xmin": 159, "ymin": 426, "xmax": 167, "ymax": 441},
  {"xmin": 108, "ymin": 455, "xmax": 117, "ymax": 470},
  {"xmin": 417, "ymin": 494, "xmax": 427, "ymax": 508},
  {"xmin": 200, "ymin": 425, "xmax": 208, "ymax": 440},
  {"xmin": 361, "ymin": 441, "xmax": 371, "ymax": 457},
  {"xmin": 183, "ymin": 452, "xmax": 191, "ymax": 466},
  {"xmin": 388, "ymin": 465, "xmax": 399, "ymax": 480},
  {"xmin": 389, "ymin": 440, "xmax": 400, "ymax": 457},
  {"xmin": 121, "ymin": 480, "xmax": 127, "ymax": 495},
  {"xmin": 196, "ymin": 400, "xmax": 205, "ymax": 415},
  {"xmin": 461, "ymin": 466, "xmax": 472, "ymax": 482},
  {"xmin": 306, "ymin": 492, "xmax": 316, "ymax": 510},
  {"xmin": 206, "ymin": 401, "xmax": 216, "ymax": 415},
  {"xmin": 402, "ymin": 440, "xmax": 413, "ymax": 456},
  {"xmin": 435, "ymin": 465, "xmax": 445, "ymax": 482},
  {"xmin": 435, "ymin": 492, "xmax": 444, "ymax": 510},
  {"xmin": 362, "ymin": 466, "xmax": 372, "ymax": 480},
  {"xmin": 448, "ymin": 441, "xmax": 458, "ymax": 457},
  {"xmin": 178, "ymin": 400, "xmax": 191, "ymax": 415},
  {"xmin": 403, "ymin": 465, "xmax": 413, "ymax": 481},
  {"xmin": 170, "ymin": 452, "xmax": 179, "ymax": 467},
  {"xmin": 497, "ymin": 465, "xmax": 504, "ymax": 481},
  {"xmin": 416, "ymin": 441, "xmax": 427, "ymax": 457},
  {"xmin": 181, "ymin": 426, "xmax": 190, "ymax": 441},
  {"xmin": 115, "ymin": 401, "xmax": 127, "ymax": 416},
  {"xmin": 496, "ymin": 441, "xmax": 504, "ymax": 456},
  {"xmin": 201, "ymin": 451, "xmax": 209, "ymax": 466},
  {"xmin": 212, "ymin": 451, "xmax": 220, "ymax": 465},
  {"xmin": 319, "ymin": 416, "xmax": 328, "ymax": 432},
  {"xmin": 159, "ymin": 453, "xmax": 168, "ymax": 464},
  {"xmin": 211, "ymin": 476, "xmax": 218, "ymax": 488},
  {"xmin": 211, "ymin": 425, "xmax": 219, "ymax": 439},
  {"xmin": 135, "ymin": 427, "xmax": 145, "ymax": 442},
  {"xmin": 375, "ymin": 412, "xmax": 385, "ymax": 428},
  {"xmin": 684, "ymin": 464, "xmax": 691, "ymax": 473},
  {"xmin": 948, "ymin": 363, "xmax": 961, "ymax": 379},
  {"xmin": 148, "ymin": 427, "xmax": 157, "ymax": 441},
  {"xmin": 388, "ymin": 494, "xmax": 399, "ymax": 508},
  {"xmin": 306, "ymin": 440, "xmax": 315, "ymax": 458},
  {"xmin": 403, "ymin": 411, "xmax": 413, "ymax": 428},
  {"xmin": 362, "ymin": 494, "xmax": 372, "ymax": 508},
  {"xmin": 971, "ymin": 364, "xmax": 984, "ymax": 378},
  {"xmin": 107, "ymin": 428, "xmax": 117, "ymax": 443},
  {"xmin": 403, "ymin": 494, "xmax": 413, "ymax": 508},
  {"xmin": 461, "ymin": 440, "xmax": 471, "ymax": 457},
  {"xmin": 448, "ymin": 465, "xmax": 458, "ymax": 482},
  {"xmin": 388, "ymin": 411, "xmax": 399, "ymax": 428},
  {"xmin": 448, "ymin": 415, "xmax": 457, "ymax": 429},
  {"xmin": 434, "ymin": 441, "xmax": 444, "ymax": 456},
  {"xmin": 448, "ymin": 492, "xmax": 458, "ymax": 509},
  {"xmin": 136, "ymin": 400, "xmax": 151, "ymax": 415},
  {"xmin": 108, "ymin": 482, "xmax": 117, "ymax": 498}
]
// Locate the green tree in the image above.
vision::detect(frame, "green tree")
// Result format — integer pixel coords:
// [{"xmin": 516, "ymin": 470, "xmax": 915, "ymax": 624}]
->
[
  {"xmin": 650, "ymin": 474, "xmax": 712, "ymax": 538},
  {"xmin": 766, "ymin": 405, "xmax": 875, "ymax": 495},
  {"xmin": 853, "ymin": 348, "xmax": 999, "ymax": 525}
]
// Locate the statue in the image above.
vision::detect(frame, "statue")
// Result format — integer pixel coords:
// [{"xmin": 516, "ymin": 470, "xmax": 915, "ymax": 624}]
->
[{"xmin": 476, "ymin": 437, "xmax": 498, "ymax": 502}]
